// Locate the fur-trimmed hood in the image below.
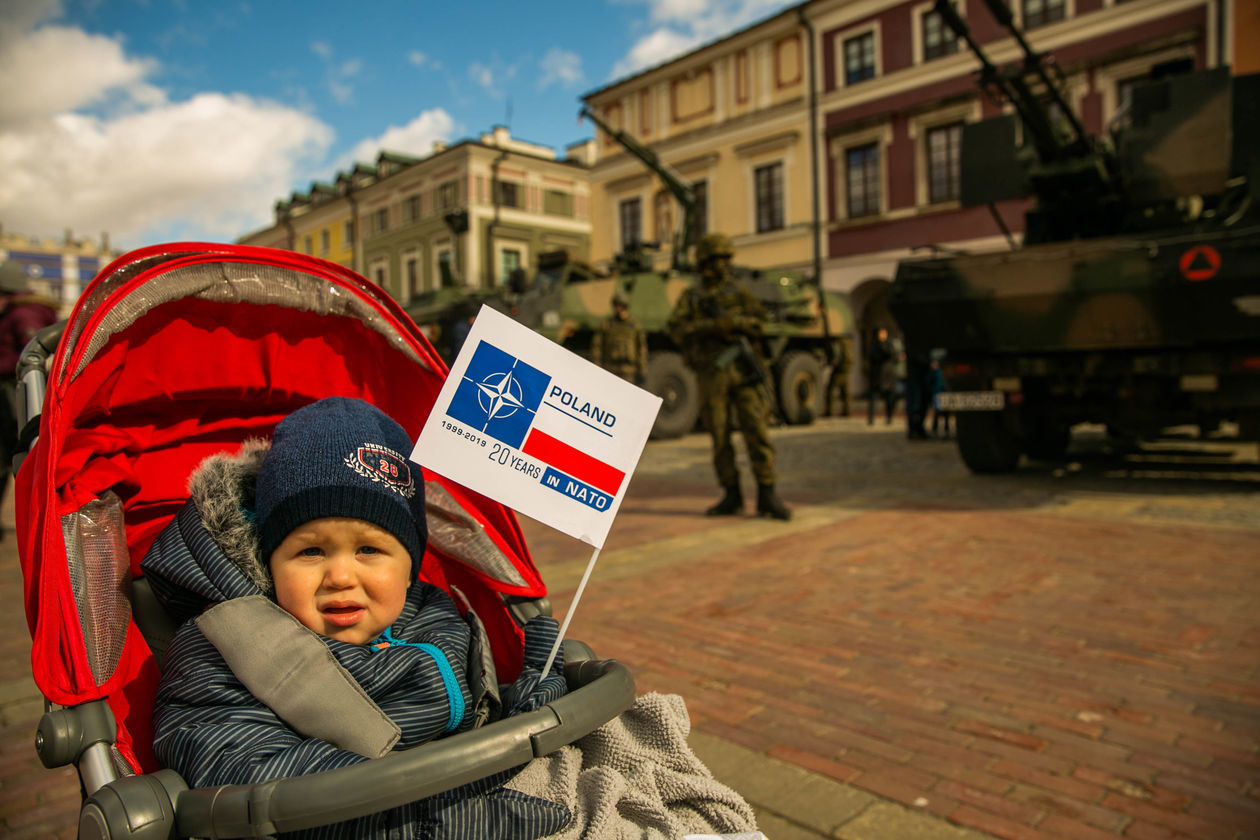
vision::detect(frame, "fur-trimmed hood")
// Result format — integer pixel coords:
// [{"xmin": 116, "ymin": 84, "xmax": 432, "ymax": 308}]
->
[
  {"xmin": 187, "ymin": 439, "xmax": 271, "ymax": 595},
  {"xmin": 140, "ymin": 441, "xmax": 276, "ymax": 625}
]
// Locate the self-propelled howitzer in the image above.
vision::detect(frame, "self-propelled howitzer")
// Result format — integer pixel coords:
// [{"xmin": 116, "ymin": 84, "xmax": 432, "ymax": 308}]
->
[{"xmin": 890, "ymin": 0, "xmax": 1260, "ymax": 473}]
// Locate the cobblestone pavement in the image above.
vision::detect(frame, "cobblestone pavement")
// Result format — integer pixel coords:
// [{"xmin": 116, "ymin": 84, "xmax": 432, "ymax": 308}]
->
[
  {"xmin": 3, "ymin": 417, "xmax": 1259, "ymax": 839},
  {"xmin": 519, "ymin": 418, "xmax": 1260, "ymax": 840}
]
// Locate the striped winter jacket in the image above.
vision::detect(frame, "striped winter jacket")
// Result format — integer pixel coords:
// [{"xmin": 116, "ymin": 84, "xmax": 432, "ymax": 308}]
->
[{"xmin": 141, "ymin": 442, "xmax": 571, "ymax": 840}]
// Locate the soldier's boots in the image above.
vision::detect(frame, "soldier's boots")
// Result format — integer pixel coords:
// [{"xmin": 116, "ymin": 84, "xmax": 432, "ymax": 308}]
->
[
  {"xmin": 756, "ymin": 483, "xmax": 792, "ymax": 521},
  {"xmin": 706, "ymin": 484, "xmax": 743, "ymax": 516}
]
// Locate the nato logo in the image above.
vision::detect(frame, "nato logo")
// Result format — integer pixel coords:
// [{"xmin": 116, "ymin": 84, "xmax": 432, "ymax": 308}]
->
[{"xmin": 447, "ymin": 341, "xmax": 551, "ymax": 448}]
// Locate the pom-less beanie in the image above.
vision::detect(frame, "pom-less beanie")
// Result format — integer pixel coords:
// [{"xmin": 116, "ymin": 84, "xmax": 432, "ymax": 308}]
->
[{"xmin": 256, "ymin": 397, "xmax": 426, "ymax": 576}]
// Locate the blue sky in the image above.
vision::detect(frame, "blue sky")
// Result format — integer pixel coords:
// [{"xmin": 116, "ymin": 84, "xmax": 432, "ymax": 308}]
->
[{"xmin": 1, "ymin": 0, "xmax": 794, "ymax": 251}]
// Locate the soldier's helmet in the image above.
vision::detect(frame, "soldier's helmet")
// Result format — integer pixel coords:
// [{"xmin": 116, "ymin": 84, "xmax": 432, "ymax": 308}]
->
[
  {"xmin": 694, "ymin": 232, "xmax": 735, "ymax": 265},
  {"xmin": 611, "ymin": 291, "xmax": 629, "ymax": 308}
]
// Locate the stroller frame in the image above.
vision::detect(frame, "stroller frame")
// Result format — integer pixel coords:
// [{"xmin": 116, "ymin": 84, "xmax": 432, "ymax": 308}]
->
[{"xmin": 16, "ymin": 243, "xmax": 633, "ymax": 839}]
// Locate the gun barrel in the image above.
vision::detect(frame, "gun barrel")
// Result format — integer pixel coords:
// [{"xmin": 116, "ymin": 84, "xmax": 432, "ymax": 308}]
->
[
  {"xmin": 974, "ymin": 0, "xmax": 1089, "ymax": 147},
  {"xmin": 981, "ymin": 0, "xmax": 1014, "ymax": 27},
  {"xmin": 579, "ymin": 107, "xmax": 698, "ymax": 270}
]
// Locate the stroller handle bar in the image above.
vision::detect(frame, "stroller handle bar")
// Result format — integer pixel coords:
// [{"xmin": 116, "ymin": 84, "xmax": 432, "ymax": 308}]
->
[
  {"xmin": 81, "ymin": 658, "xmax": 635, "ymax": 838},
  {"xmin": 15, "ymin": 320, "xmax": 65, "ymax": 464}
]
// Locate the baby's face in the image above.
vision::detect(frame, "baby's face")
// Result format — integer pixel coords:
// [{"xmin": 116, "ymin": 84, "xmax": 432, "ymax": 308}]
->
[{"xmin": 269, "ymin": 517, "xmax": 412, "ymax": 645}]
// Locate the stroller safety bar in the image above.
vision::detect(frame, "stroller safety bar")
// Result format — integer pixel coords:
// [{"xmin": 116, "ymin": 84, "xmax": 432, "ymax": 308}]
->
[{"xmin": 76, "ymin": 657, "xmax": 634, "ymax": 839}]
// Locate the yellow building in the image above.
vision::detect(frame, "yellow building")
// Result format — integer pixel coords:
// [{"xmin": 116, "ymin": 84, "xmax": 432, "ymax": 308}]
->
[
  {"xmin": 240, "ymin": 129, "xmax": 591, "ymax": 306},
  {"xmin": 582, "ymin": 5, "xmax": 819, "ymax": 276}
]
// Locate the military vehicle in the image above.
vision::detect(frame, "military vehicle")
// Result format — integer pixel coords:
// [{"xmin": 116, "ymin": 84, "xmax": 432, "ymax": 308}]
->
[
  {"xmin": 506, "ymin": 109, "xmax": 854, "ymax": 439},
  {"xmin": 889, "ymin": 0, "xmax": 1260, "ymax": 474}
]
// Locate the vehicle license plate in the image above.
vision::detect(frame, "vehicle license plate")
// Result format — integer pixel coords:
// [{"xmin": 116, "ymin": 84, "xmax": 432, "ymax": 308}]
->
[{"xmin": 937, "ymin": 391, "xmax": 1005, "ymax": 411}]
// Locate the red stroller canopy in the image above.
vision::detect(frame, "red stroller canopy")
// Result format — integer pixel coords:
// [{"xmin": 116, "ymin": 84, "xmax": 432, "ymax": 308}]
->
[{"xmin": 17, "ymin": 243, "xmax": 547, "ymax": 773}]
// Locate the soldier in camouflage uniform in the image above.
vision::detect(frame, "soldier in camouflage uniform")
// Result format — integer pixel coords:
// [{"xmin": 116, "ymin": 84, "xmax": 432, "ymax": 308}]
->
[
  {"xmin": 591, "ymin": 292, "xmax": 648, "ymax": 384},
  {"xmin": 667, "ymin": 233, "xmax": 791, "ymax": 520}
]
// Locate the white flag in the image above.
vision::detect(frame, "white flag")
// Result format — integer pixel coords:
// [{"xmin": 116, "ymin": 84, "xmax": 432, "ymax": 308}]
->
[{"xmin": 413, "ymin": 305, "xmax": 662, "ymax": 548}]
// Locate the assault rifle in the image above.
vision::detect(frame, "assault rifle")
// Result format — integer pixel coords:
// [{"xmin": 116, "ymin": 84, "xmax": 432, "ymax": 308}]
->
[{"xmin": 704, "ymin": 295, "xmax": 779, "ymax": 423}]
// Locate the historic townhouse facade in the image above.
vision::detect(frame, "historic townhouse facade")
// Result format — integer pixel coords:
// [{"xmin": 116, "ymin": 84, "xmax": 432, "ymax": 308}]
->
[
  {"xmin": 816, "ymin": 0, "xmax": 1225, "ymax": 338},
  {"xmin": 240, "ymin": 128, "xmax": 592, "ymax": 306},
  {"xmin": 582, "ymin": 0, "xmax": 1228, "ymax": 380},
  {"xmin": 582, "ymin": 5, "xmax": 818, "ymax": 274}
]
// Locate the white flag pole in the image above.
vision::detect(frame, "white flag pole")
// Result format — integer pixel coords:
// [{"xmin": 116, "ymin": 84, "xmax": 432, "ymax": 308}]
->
[{"xmin": 540, "ymin": 545, "xmax": 601, "ymax": 678}]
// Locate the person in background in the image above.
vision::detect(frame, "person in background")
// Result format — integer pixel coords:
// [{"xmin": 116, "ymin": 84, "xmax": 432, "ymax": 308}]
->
[
  {"xmin": 591, "ymin": 291, "xmax": 648, "ymax": 385},
  {"xmin": 928, "ymin": 355, "xmax": 952, "ymax": 439},
  {"xmin": 866, "ymin": 327, "xmax": 897, "ymax": 426},
  {"xmin": 0, "ymin": 260, "xmax": 58, "ymax": 519},
  {"xmin": 668, "ymin": 233, "xmax": 790, "ymax": 521}
]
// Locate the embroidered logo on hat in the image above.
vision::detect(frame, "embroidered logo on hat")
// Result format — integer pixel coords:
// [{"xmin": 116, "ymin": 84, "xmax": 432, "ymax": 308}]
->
[{"xmin": 345, "ymin": 443, "xmax": 417, "ymax": 498}]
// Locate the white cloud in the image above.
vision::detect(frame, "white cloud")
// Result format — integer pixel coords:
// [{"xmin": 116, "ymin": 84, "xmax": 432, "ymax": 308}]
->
[
  {"xmin": 0, "ymin": 22, "xmax": 161, "ymax": 124},
  {"xmin": 408, "ymin": 50, "xmax": 427, "ymax": 67},
  {"xmin": 538, "ymin": 47, "xmax": 584, "ymax": 90},
  {"xmin": 611, "ymin": 28, "xmax": 699, "ymax": 79},
  {"xmin": 341, "ymin": 108, "xmax": 455, "ymax": 168},
  {"xmin": 645, "ymin": 0, "xmax": 712, "ymax": 24},
  {"xmin": 327, "ymin": 58, "xmax": 362, "ymax": 105},
  {"xmin": 0, "ymin": 93, "xmax": 332, "ymax": 245},
  {"xmin": 310, "ymin": 40, "xmax": 332, "ymax": 59},
  {"xmin": 469, "ymin": 62, "xmax": 495, "ymax": 92},
  {"xmin": 0, "ymin": 11, "xmax": 334, "ymax": 247},
  {"xmin": 0, "ymin": 0, "xmax": 62, "ymax": 37},
  {"xmin": 611, "ymin": 0, "xmax": 795, "ymax": 79}
]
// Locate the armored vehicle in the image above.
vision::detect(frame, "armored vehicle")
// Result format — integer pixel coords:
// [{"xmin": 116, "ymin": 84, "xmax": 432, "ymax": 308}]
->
[
  {"xmin": 509, "ymin": 244, "xmax": 855, "ymax": 439},
  {"xmin": 889, "ymin": 0, "xmax": 1260, "ymax": 473},
  {"xmin": 408, "ymin": 111, "xmax": 855, "ymax": 439},
  {"xmin": 509, "ymin": 109, "xmax": 854, "ymax": 439}
]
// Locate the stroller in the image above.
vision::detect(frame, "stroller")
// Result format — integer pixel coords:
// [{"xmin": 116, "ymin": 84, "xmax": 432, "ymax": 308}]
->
[{"xmin": 15, "ymin": 243, "xmax": 634, "ymax": 839}]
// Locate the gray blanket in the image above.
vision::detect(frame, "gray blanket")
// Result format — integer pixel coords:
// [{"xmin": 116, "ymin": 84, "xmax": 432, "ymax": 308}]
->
[{"xmin": 506, "ymin": 693, "xmax": 761, "ymax": 840}]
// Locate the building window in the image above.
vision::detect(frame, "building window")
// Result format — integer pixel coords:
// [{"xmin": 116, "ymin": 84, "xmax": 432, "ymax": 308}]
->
[
  {"xmin": 543, "ymin": 189, "xmax": 574, "ymax": 217},
  {"xmin": 437, "ymin": 180, "xmax": 458, "ymax": 211},
  {"xmin": 372, "ymin": 264, "xmax": 387, "ymax": 287},
  {"xmin": 927, "ymin": 122, "xmax": 963, "ymax": 203},
  {"xmin": 371, "ymin": 207, "xmax": 388, "ymax": 234},
  {"xmin": 500, "ymin": 248, "xmax": 522, "ymax": 285},
  {"xmin": 405, "ymin": 254, "xmax": 419, "ymax": 297},
  {"xmin": 494, "ymin": 181, "xmax": 522, "ymax": 209},
  {"xmin": 691, "ymin": 180, "xmax": 708, "ymax": 242},
  {"xmin": 845, "ymin": 143, "xmax": 880, "ymax": 218},
  {"xmin": 344, "ymin": 220, "xmax": 354, "ymax": 245},
  {"xmin": 1022, "ymin": 0, "xmax": 1065, "ymax": 29},
  {"xmin": 403, "ymin": 195, "xmax": 420, "ymax": 222},
  {"xmin": 754, "ymin": 162, "xmax": 784, "ymax": 233},
  {"xmin": 319, "ymin": 230, "xmax": 330, "ymax": 255},
  {"xmin": 437, "ymin": 251, "xmax": 455, "ymax": 286},
  {"xmin": 303, "ymin": 235, "xmax": 313, "ymax": 254},
  {"xmin": 844, "ymin": 32, "xmax": 876, "ymax": 85},
  {"xmin": 922, "ymin": 4, "xmax": 959, "ymax": 61},
  {"xmin": 619, "ymin": 197, "xmax": 642, "ymax": 249}
]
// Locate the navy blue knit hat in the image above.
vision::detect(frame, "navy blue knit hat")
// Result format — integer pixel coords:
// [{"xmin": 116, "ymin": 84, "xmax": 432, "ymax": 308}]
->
[{"xmin": 256, "ymin": 397, "xmax": 426, "ymax": 574}]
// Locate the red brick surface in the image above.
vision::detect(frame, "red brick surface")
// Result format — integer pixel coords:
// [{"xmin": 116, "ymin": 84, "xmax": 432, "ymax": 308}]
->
[
  {"xmin": 523, "ymin": 465, "xmax": 1260, "ymax": 840},
  {"xmin": 5, "ymin": 422, "xmax": 1259, "ymax": 839}
]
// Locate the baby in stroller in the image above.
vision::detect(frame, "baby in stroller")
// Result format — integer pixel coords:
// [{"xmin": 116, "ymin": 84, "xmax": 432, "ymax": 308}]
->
[
  {"xmin": 143, "ymin": 396, "xmax": 573, "ymax": 838},
  {"xmin": 19, "ymin": 243, "xmax": 761, "ymax": 840}
]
